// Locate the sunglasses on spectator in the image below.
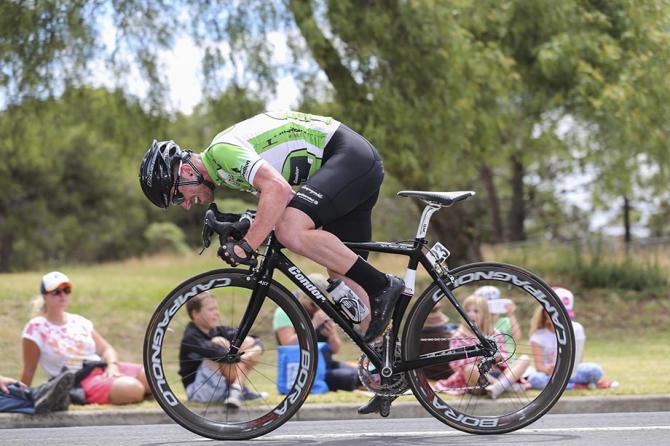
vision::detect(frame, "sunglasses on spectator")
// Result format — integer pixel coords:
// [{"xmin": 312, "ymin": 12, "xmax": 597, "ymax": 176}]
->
[{"xmin": 48, "ymin": 288, "xmax": 71, "ymax": 296}]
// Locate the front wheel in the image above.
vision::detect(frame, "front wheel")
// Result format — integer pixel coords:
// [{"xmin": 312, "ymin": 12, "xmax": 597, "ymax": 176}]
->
[
  {"xmin": 143, "ymin": 269, "xmax": 318, "ymax": 440},
  {"xmin": 403, "ymin": 262, "xmax": 575, "ymax": 434}
]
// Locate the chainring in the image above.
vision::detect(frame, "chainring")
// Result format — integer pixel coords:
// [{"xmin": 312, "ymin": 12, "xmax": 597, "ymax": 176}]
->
[{"xmin": 357, "ymin": 340, "xmax": 409, "ymax": 397}]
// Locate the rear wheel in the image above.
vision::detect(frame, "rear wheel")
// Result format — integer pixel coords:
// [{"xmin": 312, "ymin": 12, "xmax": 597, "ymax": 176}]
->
[
  {"xmin": 143, "ymin": 269, "xmax": 317, "ymax": 440},
  {"xmin": 403, "ymin": 262, "xmax": 575, "ymax": 434}
]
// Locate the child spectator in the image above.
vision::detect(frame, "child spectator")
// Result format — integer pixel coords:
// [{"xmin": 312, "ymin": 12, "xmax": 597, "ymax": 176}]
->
[
  {"xmin": 475, "ymin": 286, "xmax": 521, "ymax": 359},
  {"xmin": 436, "ymin": 295, "xmax": 529, "ymax": 399},
  {"xmin": 21, "ymin": 272, "xmax": 149, "ymax": 405},
  {"xmin": 527, "ymin": 287, "xmax": 617, "ymax": 390},
  {"xmin": 552, "ymin": 287, "xmax": 617, "ymax": 389},
  {"xmin": 179, "ymin": 291, "xmax": 266, "ymax": 408}
]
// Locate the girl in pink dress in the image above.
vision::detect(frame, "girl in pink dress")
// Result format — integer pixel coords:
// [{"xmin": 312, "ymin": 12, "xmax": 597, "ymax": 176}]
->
[{"xmin": 436, "ymin": 294, "xmax": 529, "ymax": 398}]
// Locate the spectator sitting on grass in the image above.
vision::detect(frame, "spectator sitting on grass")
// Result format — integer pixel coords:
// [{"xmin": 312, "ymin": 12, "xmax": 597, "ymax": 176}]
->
[
  {"xmin": 21, "ymin": 272, "xmax": 150, "ymax": 406},
  {"xmin": 532, "ymin": 287, "xmax": 619, "ymax": 389},
  {"xmin": 526, "ymin": 287, "xmax": 618, "ymax": 390},
  {"xmin": 179, "ymin": 291, "xmax": 267, "ymax": 408},
  {"xmin": 1, "ymin": 370, "xmax": 73, "ymax": 415},
  {"xmin": 474, "ymin": 286, "xmax": 522, "ymax": 361},
  {"xmin": 419, "ymin": 300, "xmax": 458, "ymax": 380},
  {"xmin": 273, "ymin": 273, "xmax": 361, "ymax": 391}
]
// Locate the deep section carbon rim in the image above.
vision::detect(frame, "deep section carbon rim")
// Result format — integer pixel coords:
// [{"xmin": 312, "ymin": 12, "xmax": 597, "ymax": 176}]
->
[
  {"xmin": 143, "ymin": 269, "xmax": 317, "ymax": 440},
  {"xmin": 404, "ymin": 262, "xmax": 575, "ymax": 434}
]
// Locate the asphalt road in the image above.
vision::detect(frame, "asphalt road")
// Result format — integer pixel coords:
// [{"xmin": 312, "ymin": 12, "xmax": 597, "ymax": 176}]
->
[{"xmin": 1, "ymin": 412, "xmax": 668, "ymax": 445}]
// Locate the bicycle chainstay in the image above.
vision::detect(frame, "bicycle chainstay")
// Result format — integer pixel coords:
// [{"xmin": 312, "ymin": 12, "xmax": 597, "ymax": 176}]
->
[{"xmin": 357, "ymin": 340, "xmax": 409, "ymax": 397}]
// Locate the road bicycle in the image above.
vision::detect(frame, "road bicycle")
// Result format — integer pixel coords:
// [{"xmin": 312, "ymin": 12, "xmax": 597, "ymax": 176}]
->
[{"xmin": 143, "ymin": 190, "xmax": 575, "ymax": 440}]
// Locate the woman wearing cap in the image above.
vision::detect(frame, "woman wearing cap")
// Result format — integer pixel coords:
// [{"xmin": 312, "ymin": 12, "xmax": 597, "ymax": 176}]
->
[{"xmin": 20, "ymin": 272, "xmax": 150, "ymax": 405}]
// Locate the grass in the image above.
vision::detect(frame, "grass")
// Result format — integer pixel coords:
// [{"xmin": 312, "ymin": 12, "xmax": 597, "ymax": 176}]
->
[
  {"xmin": 0, "ymin": 247, "xmax": 668, "ymax": 411},
  {"xmin": 0, "ymin": 251, "xmax": 416, "ymax": 384}
]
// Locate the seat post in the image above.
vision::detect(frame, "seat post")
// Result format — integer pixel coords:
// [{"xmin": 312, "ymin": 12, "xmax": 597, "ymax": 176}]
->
[{"xmin": 415, "ymin": 203, "xmax": 441, "ymax": 240}]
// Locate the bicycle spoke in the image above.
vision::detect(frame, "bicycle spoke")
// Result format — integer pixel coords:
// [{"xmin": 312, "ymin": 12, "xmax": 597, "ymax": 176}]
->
[
  {"xmin": 404, "ymin": 262, "xmax": 574, "ymax": 433},
  {"xmin": 144, "ymin": 270, "xmax": 318, "ymax": 440}
]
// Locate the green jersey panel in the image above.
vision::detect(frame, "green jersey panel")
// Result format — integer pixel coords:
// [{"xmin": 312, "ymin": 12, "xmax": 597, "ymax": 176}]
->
[
  {"xmin": 201, "ymin": 143, "xmax": 260, "ymax": 193},
  {"xmin": 200, "ymin": 112, "xmax": 340, "ymax": 192}
]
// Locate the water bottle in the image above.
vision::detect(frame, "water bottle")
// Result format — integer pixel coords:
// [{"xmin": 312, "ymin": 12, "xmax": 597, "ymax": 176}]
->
[{"xmin": 326, "ymin": 279, "xmax": 370, "ymax": 323}]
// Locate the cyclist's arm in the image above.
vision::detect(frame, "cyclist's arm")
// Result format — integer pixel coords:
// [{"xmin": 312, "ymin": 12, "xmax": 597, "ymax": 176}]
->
[{"xmin": 243, "ymin": 163, "xmax": 294, "ymax": 250}]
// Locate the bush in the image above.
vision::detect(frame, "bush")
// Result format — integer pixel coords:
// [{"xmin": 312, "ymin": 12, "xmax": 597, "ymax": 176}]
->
[
  {"xmin": 144, "ymin": 222, "xmax": 190, "ymax": 255},
  {"xmin": 569, "ymin": 253, "xmax": 668, "ymax": 295}
]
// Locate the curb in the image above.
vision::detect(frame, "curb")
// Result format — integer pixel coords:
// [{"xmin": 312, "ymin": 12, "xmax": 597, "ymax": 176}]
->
[{"xmin": 1, "ymin": 395, "xmax": 668, "ymax": 429}]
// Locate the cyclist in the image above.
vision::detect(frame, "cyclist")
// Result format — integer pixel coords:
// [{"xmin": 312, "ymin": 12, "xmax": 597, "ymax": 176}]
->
[{"xmin": 139, "ymin": 111, "xmax": 404, "ymax": 414}]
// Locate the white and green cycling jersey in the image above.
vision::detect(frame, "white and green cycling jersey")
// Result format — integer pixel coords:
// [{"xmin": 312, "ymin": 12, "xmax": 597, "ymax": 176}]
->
[{"xmin": 201, "ymin": 111, "xmax": 341, "ymax": 193}]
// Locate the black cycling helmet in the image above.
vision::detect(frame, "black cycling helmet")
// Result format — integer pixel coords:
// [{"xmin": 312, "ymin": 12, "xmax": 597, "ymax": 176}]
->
[
  {"xmin": 139, "ymin": 139, "xmax": 216, "ymax": 208},
  {"xmin": 139, "ymin": 140, "xmax": 183, "ymax": 208}
]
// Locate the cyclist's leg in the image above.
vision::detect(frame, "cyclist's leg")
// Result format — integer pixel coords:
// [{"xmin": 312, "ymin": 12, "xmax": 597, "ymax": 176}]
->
[
  {"xmin": 275, "ymin": 208, "xmax": 358, "ymax": 273},
  {"xmin": 275, "ymin": 124, "xmax": 383, "ymax": 272},
  {"xmin": 322, "ymin": 196, "xmax": 378, "ymax": 330},
  {"xmin": 276, "ymin": 125, "xmax": 402, "ymax": 342}
]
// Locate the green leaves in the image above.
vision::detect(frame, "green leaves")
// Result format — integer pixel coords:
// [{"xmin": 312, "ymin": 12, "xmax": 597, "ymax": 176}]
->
[{"xmin": 0, "ymin": 87, "xmax": 153, "ymax": 270}]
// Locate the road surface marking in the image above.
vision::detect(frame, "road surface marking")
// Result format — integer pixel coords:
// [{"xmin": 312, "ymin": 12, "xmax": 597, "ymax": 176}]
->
[{"xmin": 267, "ymin": 425, "xmax": 670, "ymax": 441}]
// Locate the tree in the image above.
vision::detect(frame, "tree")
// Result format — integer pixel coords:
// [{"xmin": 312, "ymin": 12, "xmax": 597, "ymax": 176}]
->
[
  {"xmin": 4, "ymin": 0, "xmax": 670, "ymax": 269},
  {"xmin": 539, "ymin": 0, "xmax": 670, "ymax": 243},
  {"xmin": 0, "ymin": 0, "xmax": 180, "ymax": 109},
  {"xmin": 0, "ymin": 87, "xmax": 158, "ymax": 271}
]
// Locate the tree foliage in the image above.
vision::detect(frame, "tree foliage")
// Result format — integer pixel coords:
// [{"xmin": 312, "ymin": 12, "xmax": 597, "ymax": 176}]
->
[
  {"xmin": 2, "ymin": 0, "xmax": 670, "ymax": 270},
  {"xmin": 191, "ymin": 0, "xmax": 670, "ymax": 260},
  {"xmin": 0, "ymin": 87, "xmax": 157, "ymax": 270}
]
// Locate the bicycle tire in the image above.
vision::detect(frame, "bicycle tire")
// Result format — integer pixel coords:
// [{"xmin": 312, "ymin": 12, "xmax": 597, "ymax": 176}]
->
[
  {"xmin": 143, "ymin": 268, "xmax": 318, "ymax": 440},
  {"xmin": 403, "ymin": 262, "xmax": 575, "ymax": 434}
]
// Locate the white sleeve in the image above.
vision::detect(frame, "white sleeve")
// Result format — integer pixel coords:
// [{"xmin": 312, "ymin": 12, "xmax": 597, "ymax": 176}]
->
[
  {"xmin": 21, "ymin": 318, "xmax": 45, "ymax": 350},
  {"xmin": 247, "ymin": 159, "xmax": 268, "ymax": 186}
]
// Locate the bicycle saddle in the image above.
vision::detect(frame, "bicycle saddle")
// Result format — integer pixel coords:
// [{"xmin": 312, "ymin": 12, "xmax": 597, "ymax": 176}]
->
[{"xmin": 397, "ymin": 190, "xmax": 475, "ymax": 207}]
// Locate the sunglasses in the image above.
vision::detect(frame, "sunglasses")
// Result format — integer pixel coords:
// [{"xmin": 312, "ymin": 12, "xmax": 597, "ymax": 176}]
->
[
  {"xmin": 171, "ymin": 161, "xmax": 186, "ymax": 206},
  {"xmin": 172, "ymin": 188, "xmax": 186, "ymax": 206},
  {"xmin": 169, "ymin": 155, "xmax": 214, "ymax": 207},
  {"xmin": 48, "ymin": 288, "xmax": 71, "ymax": 296}
]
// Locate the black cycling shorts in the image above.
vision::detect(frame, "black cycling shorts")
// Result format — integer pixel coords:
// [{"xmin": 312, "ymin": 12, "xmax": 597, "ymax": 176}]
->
[{"xmin": 287, "ymin": 124, "xmax": 384, "ymax": 257}]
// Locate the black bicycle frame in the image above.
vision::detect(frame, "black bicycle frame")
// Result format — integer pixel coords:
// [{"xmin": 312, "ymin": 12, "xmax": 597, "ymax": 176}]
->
[{"xmin": 228, "ymin": 233, "xmax": 493, "ymax": 373}]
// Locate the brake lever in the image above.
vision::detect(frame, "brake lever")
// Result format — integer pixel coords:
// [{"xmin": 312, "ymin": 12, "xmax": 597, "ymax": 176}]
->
[
  {"xmin": 199, "ymin": 209, "xmax": 217, "ymax": 254},
  {"xmin": 200, "ymin": 204, "xmax": 256, "ymax": 254}
]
